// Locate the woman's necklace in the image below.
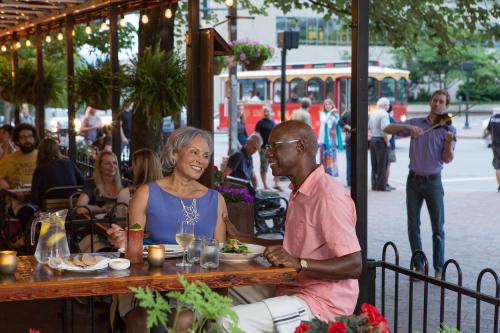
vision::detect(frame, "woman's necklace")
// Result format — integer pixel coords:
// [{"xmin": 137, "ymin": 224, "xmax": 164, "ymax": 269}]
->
[{"xmin": 180, "ymin": 198, "xmax": 200, "ymax": 225}]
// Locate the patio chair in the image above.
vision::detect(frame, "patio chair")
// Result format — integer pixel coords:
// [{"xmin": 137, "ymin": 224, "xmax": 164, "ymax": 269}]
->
[{"xmin": 40, "ymin": 185, "xmax": 83, "ymax": 212}]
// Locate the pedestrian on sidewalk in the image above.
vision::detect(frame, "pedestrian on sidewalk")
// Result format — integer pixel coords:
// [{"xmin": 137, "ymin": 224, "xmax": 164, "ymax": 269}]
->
[
  {"xmin": 486, "ymin": 108, "xmax": 500, "ymax": 192},
  {"xmin": 255, "ymin": 106, "xmax": 281, "ymax": 191},
  {"xmin": 317, "ymin": 98, "xmax": 343, "ymax": 177},
  {"xmin": 368, "ymin": 97, "xmax": 391, "ymax": 191},
  {"xmin": 386, "ymin": 103, "xmax": 397, "ymax": 191},
  {"xmin": 384, "ymin": 89, "xmax": 456, "ymax": 279}
]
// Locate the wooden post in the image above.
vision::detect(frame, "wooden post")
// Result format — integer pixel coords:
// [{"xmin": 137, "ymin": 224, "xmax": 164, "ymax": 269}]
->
[
  {"xmin": 66, "ymin": 15, "xmax": 76, "ymax": 162},
  {"xmin": 351, "ymin": 0, "xmax": 371, "ymax": 305},
  {"xmin": 11, "ymin": 32, "xmax": 19, "ymax": 125},
  {"xmin": 187, "ymin": 0, "xmax": 200, "ymax": 127},
  {"xmin": 109, "ymin": 3, "xmax": 121, "ymax": 165},
  {"xmin": 35, "ymin": 25, "xmax": 45, "ymax": 138}
]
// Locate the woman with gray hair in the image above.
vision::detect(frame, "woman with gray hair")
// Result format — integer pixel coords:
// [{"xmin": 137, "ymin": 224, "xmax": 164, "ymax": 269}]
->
[{"xmin": 107, "ymin": 127, "xmax": 226, "ymax": 249}]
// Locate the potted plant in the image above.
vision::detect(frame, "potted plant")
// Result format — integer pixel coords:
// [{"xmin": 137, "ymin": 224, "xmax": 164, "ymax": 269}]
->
[
  {"xmin": 73, "ymin": 60, "xmax": 112, "ymax": 110},
  {"xmin": 230, "ymin": 39, "xmax": 274, "ymax": 71},
  {"xmin": 214, "ymin": 56, "xmax": 227, "ymax": 75},
  {"xmin": 0, "ymin": 58, "xmax": 65, "ymax": 107},
  {"xmin": 121, "ymin": 46, "xmax": 186, "ymax": 130},
  {"xmin": 216, "ymin": 184, "xmax": 254, "ymax": 235},
  {"xmin": 131, "ymin": 274, "xmax": 243, "ymax": 332}
]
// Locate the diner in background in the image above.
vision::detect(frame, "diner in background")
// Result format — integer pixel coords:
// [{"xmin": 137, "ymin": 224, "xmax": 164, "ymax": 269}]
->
[
  {"xmin": 221, "ymin": 120, "xmax": 362, "ymax": 333},
  {"xmin": 317, "ymin": 98, "xmax": 343, "ymax": 177},
  {"xmin": 223, "ymin": 133, "xmax": 261, "ymax": 188},
  {"xmin": 30, "ymin": 138, "xmax": 84, "ymax": 209},
  {"xmin": 79, "ymin": 106, "xmax": 101, "ymax": 145},
  {"xmin": 115, "ymin": 148, "xmax": 163, "ymax": 218},
  {"xmin": 0, "ymin": 124, "xmax": 39, "ymax": 246},
  {"xmin": 106, "ymin": 127, "xmax": 227, "ymax": 333},
  {"xmin": 0, "ymin": 124, "xmax": 16, "ymax": 160}
]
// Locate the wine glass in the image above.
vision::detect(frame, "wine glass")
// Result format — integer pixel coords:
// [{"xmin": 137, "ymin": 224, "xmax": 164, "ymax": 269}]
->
[{"xmin": 175, "ymin": 220, "xmax": 194, "ymax": 267}]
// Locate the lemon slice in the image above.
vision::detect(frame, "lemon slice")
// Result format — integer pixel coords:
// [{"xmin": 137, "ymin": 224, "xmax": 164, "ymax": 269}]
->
[
  {"xmin": 40, "ymin": 222, "xmax": 50, "ymax": 237},
  {"xmin": 46, "ymin": 232, "xmax": 66, "ymax": 247}
]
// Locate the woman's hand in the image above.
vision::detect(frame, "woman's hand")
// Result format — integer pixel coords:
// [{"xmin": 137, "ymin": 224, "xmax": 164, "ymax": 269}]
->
[{"xmin": 106, "ymin": 224, "xmax": 126, "ymax": 249}]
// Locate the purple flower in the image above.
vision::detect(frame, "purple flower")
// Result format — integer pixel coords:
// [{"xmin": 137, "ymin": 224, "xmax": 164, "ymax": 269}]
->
[{"xmin": 239, "ymin": 53, "xmax": 247, "ymax": 61}]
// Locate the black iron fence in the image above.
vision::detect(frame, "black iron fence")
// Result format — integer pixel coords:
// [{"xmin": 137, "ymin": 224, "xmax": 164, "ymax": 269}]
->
[{"xmin": 369, "ymin": 242, "xmax": 500, "ymax": 333}]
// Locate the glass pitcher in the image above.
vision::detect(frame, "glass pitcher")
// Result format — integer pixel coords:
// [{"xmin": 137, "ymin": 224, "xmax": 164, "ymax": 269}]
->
[{"xmin": 31, "ymin": 210, "xmax": 70, "ymax": 264}]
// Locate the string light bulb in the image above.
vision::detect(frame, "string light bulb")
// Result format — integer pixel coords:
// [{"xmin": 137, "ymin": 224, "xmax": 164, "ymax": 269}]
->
[
  {"xmin": 57, "ymin": 31, "xmax": 64, "ymax": 41},
  {"xmin": 15, "ymin": 41, "xmax": 21, "ymax": 49},
  {"xmin": 119, "ymin": 14, "xmax": 126, "ymax": 28},
  {"xmin": 141, "ymin": 14, "xmax": 149, "ymax": 24},
  {"xmin": 225, "ymin": 0, "xmax": 234, "ymax": 6},
  {"xmin": 1, "ymin": 45, "xmax": 6, "ymax": 52},
  {"xmin": 25, "ymin": 39, "xmax": 31, "ymax": 47},
  {"xmin": 165, "ymin": 8, "xmax": 173, "ymax": 19},
  {"xmin": 72, "ymin": 29, "xmax": 75, "ymax": 37},
  {"xmin": 45, "ymin": 35, "xmax": 52, "ymax": 43},
  {"xmin": 100, "ymin": 20, "xmax": 107, "ymax": 30},
  {"xmin": 85, "ymin": 23, "xmax": 92, "ymax": 35}
]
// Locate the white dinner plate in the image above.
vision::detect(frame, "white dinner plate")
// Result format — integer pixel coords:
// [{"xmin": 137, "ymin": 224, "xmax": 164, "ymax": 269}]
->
[
  {"xmin": 219, "ymin": 244, "xmax": 265, "ymax": 262},
  {"xmin": 118, "ymin": 244, "xmax": 184, "ymax": 258},
  {"xmin": 48, "ymin": 255, "xmax": 110, "ymax": 272}
]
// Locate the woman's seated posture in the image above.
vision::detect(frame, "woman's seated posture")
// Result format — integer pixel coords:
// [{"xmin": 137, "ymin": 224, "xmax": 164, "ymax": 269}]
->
[
  {"xmin": 76, "ymin": 151, "xmax": 122, "ymax": 252},
  {"xmin": 107, "ymin": 127, "xmax": 227, "ymax": 333}
]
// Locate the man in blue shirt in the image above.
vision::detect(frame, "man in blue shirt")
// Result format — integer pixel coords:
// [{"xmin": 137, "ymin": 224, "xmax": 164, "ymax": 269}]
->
[{"xmin": 223, "ymin": 134, "xmax": 262, "ymax": 188}]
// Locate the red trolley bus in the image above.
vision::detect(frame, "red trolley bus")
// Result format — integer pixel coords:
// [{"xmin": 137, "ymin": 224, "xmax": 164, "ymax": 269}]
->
[{"xmin": 218, "ymin": 61, "xmax": 410, "ymax": 135}]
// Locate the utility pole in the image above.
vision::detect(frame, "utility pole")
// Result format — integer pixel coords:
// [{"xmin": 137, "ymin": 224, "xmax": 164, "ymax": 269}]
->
[
  {"xmin": 227, "ymin": 1, "xmax": 238, "ymax": 155},
  {"xmin": 462, "ymin": 62, "xmax": 473, "ymax": 129},
  {"xmin": 277, "ymin": 31, "xmax": 299, "ymax": 122}
]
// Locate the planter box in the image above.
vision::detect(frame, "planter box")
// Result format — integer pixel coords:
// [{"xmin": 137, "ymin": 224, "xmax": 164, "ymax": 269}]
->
[{"xmin": 226, "ymin": 201, "xmax": 255, "ymax": 236}]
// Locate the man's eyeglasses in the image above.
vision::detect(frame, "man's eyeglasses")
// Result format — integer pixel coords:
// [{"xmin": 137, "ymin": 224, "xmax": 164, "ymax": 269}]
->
[
  {"xmin": 19, "ymin": 135, "xmax": 34, "ymax": 140},
  {"xmin": 265, "ymin": 139, "xmax": 301, "ymax": 150}
]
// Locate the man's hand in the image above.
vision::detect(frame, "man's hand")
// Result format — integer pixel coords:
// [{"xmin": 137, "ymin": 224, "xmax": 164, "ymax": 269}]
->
[
  {"xmin": 264, "ymin": 245, "xmax": 301, "ymax": 271},
  {"xmin": 444, "ymin": 131, "xmax": 455, "ymax": 143}
]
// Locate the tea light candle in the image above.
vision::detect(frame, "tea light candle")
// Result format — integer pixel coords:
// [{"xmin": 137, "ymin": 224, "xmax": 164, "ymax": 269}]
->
[
  {"xmin": 0, "ymin": 251, "xmax": 18, "ymax": 275},
  {"xmin": 147, "ymin": 245, "xmax": 165, "ymax": 267}
]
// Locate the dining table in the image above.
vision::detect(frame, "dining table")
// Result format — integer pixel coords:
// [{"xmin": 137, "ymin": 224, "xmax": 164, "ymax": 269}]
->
[{"xmin": 0, "ymin": 254, "xmax": 298, "ymax": 302}]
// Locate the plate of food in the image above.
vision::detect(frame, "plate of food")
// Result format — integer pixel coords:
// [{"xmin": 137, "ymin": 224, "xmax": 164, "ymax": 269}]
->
[
  {"xmin": 118, "ymin": 244, "xmax": 184, "ymax": 258},
  {"xmin": 49, "ymin": 254, "xmax": 111, "ymax": 272},
  {"xmin": 219, "ymin": 239, "xmax": 265, "ymax": 262}
]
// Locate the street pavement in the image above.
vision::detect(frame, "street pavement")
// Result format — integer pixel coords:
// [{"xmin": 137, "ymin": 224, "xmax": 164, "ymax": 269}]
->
[{"xmin": 214, "ymin": 114, "xmax": 500, "ymax": 332}]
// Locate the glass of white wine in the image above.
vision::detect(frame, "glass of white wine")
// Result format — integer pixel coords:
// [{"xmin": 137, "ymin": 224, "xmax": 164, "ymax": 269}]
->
[{"xmin": 175, "ymin": 220, "xmax": 194, "ymax": 267}]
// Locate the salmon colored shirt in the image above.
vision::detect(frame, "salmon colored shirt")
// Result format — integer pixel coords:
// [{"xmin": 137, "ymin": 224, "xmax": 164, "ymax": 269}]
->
[{"xmin": 276, "ymin": 166, "xmax": 361, "ymax": 321}]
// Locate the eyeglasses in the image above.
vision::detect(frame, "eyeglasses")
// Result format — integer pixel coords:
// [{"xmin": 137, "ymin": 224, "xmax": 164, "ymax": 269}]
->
[
  {"xmin": 265, "ymin": 139, "xmax": 300, "ymax": 150},
  {"xmin": 19, "ymin": 135, "xmax": 34, "ymax": 140}
]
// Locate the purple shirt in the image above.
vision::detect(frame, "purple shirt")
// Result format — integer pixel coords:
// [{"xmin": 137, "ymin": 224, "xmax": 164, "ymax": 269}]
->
[{"xmin": 402, "ymin": 117, "xmax": 456, "ymax": 175}]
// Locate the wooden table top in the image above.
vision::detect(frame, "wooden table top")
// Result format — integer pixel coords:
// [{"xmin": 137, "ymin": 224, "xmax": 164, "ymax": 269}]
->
[{"xmin": 0, "ymin": 255, "xmax": 297, "ymax": 302}]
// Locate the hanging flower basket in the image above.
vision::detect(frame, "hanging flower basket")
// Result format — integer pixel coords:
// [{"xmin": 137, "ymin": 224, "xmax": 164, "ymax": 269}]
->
[
  {"xmin": 243, "ymin": 57, "xmax": 265, "ymax": 71},
  {"xmin": 214, "ymin": 56, "xmax": 227, "ymax": 75},
  {"xmin": 231, "ymin": 39, "xmax": 274, "ymax": 71}
]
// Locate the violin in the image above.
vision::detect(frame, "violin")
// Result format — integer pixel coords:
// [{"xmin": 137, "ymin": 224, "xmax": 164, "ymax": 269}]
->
[{"xmin": 433, "ymin": 113, "xmax": 454, "ymax": 129}]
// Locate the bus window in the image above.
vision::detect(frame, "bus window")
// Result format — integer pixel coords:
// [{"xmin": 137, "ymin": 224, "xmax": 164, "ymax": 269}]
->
[
  {"xmin": 397, "ymin": 78, "xmax": 408, "ymax": 104},
  {"xmin": 338, "ymin": 78, "xmax": 351, "ymax": 113},
  {"xmin": 307, "ymin": 78, "xmax": 324, "ymax": 103},
  {"xmin": 240, "ymin": 79, "xmax": 268, "ymax": 102},
  {"xmin": 290, "ymin": 78, "xmax": 306, "ymax": 102},
  {"xmin": 368, "ymin": 77, "xmax": 379, "ymax": 103},
  {"xmin": 273, "ymin": 79, "xmax": 289, "ymax": 103},
  {"xmin": 325, "ymin": 77, "xmax": 334, "ymax": 100},
  {"xmin": 381, "ymin": 78, "xmax": 396, "ymax": 103}
]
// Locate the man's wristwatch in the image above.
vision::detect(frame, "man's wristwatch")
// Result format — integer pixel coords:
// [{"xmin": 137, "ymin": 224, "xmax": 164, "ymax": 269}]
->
[{"xmin": 300, "ymin": 259, "xmax": 308, "ymax": 271}]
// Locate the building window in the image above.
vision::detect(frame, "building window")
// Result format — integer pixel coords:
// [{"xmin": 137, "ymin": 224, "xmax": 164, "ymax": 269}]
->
[{"xmin": 277, "ymin": 16, "xmax": 351, "ymax": 46}]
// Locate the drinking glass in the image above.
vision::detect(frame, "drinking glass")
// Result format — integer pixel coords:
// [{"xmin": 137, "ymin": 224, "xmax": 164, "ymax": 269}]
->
[
  {"xmin": 200, "ymin": 238, "xmax": 219, "ymax": 269},
  {"xmin": 187, "ymin": 237, "xmax": 202, "ymax": 264},
  {"xmin": 175, "ymin": 220, "xmax": 194, "ymax": 267}
]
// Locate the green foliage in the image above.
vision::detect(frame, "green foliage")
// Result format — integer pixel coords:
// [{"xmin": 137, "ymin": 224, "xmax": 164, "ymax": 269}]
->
[
  {"xmin": 122, "ymin": 46, "xmax": 186, "ymax": 130},
  {"xmin": 262, "ymin": 0, "xmax": 499, "ymax": 53},
  {"xmin": 131, "ymin": 273, "xmax": 243, "ymax": 333},
  {"xmin": 437, "ymin": 324, "xmax": 462, "ymax": 333},
  {"xmin": 456, "ymin": 50, "xmax": 500, "ymax": 102},
  {"xmin": 73, "ymin": 60, "xmax": 112, "ymax": 110},
  {"xmin": 0, "ymin": 58, "xmax": 65, "ymax": 107}
]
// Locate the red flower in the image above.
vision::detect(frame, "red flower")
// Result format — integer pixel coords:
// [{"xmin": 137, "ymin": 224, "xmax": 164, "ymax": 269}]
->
[
  {"xmin": 361, "ymin": 303, "xmax": 387, "ymax": 327},
  {"xmin": 327, "ymin": 322, "xmax": 346, "ymax": 333},
  {"xmin": 29, "ymin": 330, "xmax": 40, "ymax": 333},
  {"xmin": 213, "ymin": 166, "xmax": 219, "ymax": 171},
  {"xmin": 294, "ymin": 322, "xmax": 311, "ymax": 333}
]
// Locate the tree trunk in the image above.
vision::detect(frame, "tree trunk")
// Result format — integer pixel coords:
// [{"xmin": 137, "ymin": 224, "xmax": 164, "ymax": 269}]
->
[{"xmin": 131, "ymin": 4, "xmax": 178, "ymax": 154}]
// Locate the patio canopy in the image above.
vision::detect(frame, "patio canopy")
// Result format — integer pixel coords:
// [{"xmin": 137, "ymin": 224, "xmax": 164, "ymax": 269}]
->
[{"xmin": 0, "ymin": 0, "xmax": 176, "ymax": 40}]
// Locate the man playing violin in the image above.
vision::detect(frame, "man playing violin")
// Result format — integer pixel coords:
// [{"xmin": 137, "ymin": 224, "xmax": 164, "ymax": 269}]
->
[{"xmin": 384, "ymin": 89, "xmax": 456, "ymax": 280}]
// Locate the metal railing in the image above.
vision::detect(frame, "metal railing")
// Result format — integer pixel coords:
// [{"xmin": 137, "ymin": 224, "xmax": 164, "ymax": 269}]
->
[{"xmin": 369, "ymin": 242, "xmax": 500, "ymax": 333}]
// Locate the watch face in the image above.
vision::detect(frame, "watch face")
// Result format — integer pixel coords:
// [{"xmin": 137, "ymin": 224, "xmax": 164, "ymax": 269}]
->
[{"xmin": 300, "ymin": 259, "xmax": 308, "ymax": 269}]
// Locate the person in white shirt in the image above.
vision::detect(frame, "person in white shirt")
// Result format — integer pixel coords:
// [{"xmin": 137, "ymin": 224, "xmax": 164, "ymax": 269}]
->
[{"xmin": 368, "ymin": 97, "xmax": 391, "ymax": 191}]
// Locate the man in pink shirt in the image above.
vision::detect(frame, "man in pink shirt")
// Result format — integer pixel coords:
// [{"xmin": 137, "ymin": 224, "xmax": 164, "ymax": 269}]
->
[{"xmin": 222, "ymin": 120, "xmax": 362, "ymax": 332}]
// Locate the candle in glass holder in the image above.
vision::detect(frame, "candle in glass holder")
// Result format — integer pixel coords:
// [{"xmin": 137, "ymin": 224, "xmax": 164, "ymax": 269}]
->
[
  {"xmin": 147, "ymin": 245, "xmax": 165, "ymax": 267},
  {"xmin": 0, "ymin": 251, "xmax": 18, "ymax": 275}
]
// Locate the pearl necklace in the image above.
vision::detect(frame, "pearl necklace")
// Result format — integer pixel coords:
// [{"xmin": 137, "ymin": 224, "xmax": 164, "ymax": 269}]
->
[{"xmin": 180, "ymin": 198, "xmax": 199, "ymax": 225}]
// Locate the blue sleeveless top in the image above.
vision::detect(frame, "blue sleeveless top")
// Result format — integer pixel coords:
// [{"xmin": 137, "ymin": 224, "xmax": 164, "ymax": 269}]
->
[{"xmin": 145, "ymin": 181, "xmax": 219, "ymax": 244}]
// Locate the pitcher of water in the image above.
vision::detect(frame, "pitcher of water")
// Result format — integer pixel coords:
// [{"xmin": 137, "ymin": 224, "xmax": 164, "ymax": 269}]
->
[{"xmin": 31, "ymin": 210, "xmax": 70, "ymax": 264}]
